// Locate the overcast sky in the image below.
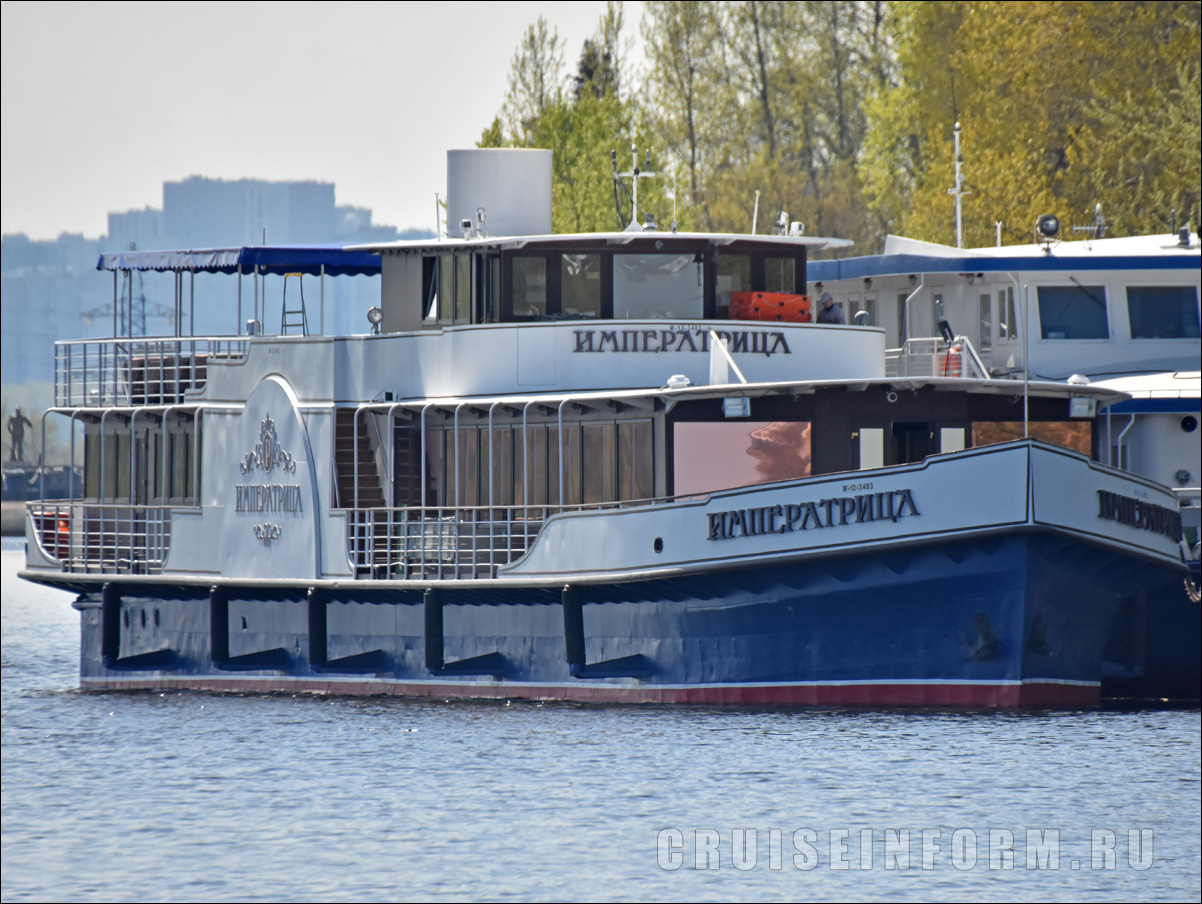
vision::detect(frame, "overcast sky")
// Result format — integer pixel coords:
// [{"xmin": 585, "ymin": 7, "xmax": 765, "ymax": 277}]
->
[{"xmin": 2, "ymin": 1, "xmax": 646, "ymax": 240}]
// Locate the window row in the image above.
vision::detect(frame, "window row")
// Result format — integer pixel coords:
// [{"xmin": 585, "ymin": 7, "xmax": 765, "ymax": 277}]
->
[
  {"xmin": 420, "ymin": 248, "xmax": 804, "ymax": 325},
  {"xmin": 83, "ymin": 422, "xmax": 198, "ymax": 504},
  {"xmin": 411, "ymin": 419, "xmax": 654, "ymax": 509},
  {"xmin": 671, "ymin": 419, "xmax": 1093, "ymax": 496},
  {"xmin": 1037, "ymin": 285, "xmax": 1199, "ymax": 340}
]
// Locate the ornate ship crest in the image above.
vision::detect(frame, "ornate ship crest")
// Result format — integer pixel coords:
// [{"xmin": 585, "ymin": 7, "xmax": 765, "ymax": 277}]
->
[
  {"xmin": 240, "ymin": 414, "xmax": 297, "ymax": 475},
  {"xmin": 253, "ymin": 522, "xmax": 283, "ymax": 545}
]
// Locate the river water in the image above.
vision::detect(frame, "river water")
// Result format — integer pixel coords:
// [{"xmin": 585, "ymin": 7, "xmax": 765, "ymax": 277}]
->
[{"xmin": 2, "ymin": 539, "xmax": 1199, "ymax": 902}]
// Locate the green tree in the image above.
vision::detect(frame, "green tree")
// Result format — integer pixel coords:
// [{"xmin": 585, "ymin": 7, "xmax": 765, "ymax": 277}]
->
[
  {"xmin": 1070, "ymin": 3, "xmax": 1201, "ymax": 235},
  {"xmin": 642, "ymin": 1, "xmax": 894, "ymax": 247},
  {"xmin": 863, "ymin": 1, "xmax": 1201, "ymax": 246},
  {"xmin": 639, "ymin": 1, "xmax": 730, "ymax": 225},
  {"xmin": 481, "ymin": 2, "xmax": 673, "ymax": 233},
  {"xmin": 496, "ymin": 17, "xmax": 566, "ymax": 146},
  {"xmin": 860, "ymin": 1, "xmax": 964, "ymax": 244}
]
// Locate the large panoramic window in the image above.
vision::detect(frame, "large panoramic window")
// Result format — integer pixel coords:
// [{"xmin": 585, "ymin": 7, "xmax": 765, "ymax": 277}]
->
[
  {"xmin": 673, "ymin": 421, "xmax": 811, "ymax": 495},
  {"xmin": 1126, "ymin": 286, "xmax": 1201, "ymax": 339},
  {"xmin": 1037, "ymin": 285, "xmax": 1109, "ymax": 339},
  {"xmin": 971, "ymin": 421, "xmax": 1091, "ymax": 455},
  {"xmin": 613, "ymin": 254, "xmax": 703, "ymax": 319}
]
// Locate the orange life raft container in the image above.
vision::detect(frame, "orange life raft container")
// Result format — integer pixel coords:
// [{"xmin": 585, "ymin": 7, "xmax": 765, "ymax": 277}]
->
[{"xmin": 730, "ymin": 291, "xmax": 812, "ymax": 323}]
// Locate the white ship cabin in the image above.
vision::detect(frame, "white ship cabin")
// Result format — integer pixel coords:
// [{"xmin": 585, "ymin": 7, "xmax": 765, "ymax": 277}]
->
[
  {"xmin": 808, "ymin": 230, "xmax": 1201, "ymax": 381},
  {"xmin": 27, "ymin": 151, "xmax": 1144, "ymax": 582}
]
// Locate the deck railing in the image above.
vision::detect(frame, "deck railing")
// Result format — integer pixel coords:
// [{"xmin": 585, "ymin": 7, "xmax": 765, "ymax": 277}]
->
[
  {"xmin": 28, "ymin": 502, "xmax": 172, "ymax": 574},
  {"xmin": 885, "ymin": 336, "xmax": 989, "ymax": 380},
  {"xmin": 54, "ymin": 337, "xmax": 249, "ymax": 408},
  {"xmin": 346, "ymin": 500, "xmax": 662, "ymax": 580}
]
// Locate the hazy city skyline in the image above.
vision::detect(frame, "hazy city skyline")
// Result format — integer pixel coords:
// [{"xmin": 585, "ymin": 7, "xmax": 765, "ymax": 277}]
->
[{"xmin": 2, "ymin": 1, "xmax": 644, "ymax": 242}]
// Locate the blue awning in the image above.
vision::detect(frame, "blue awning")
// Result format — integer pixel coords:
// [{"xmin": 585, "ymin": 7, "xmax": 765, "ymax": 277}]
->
[{"xmin": 97, "ymin": 244, "xmax": 381, "ymax": 277}]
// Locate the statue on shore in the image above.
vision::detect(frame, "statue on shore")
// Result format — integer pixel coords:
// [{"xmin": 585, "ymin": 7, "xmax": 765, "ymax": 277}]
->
[{"xmin": 7, "ymin": 407, "xmax": 33, "ymax": 462}]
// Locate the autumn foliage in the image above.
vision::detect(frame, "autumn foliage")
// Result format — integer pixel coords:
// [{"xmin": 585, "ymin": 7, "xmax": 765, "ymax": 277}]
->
[{"xmin": 483, "ymin": 1, "xmax": 1201, "ymax": 252}]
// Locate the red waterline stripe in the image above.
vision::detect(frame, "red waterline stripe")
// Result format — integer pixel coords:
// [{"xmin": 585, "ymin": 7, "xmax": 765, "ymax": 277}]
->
[{"xmin": 80, "ymin": 676, "xmax": 1101, "ymax": 707}]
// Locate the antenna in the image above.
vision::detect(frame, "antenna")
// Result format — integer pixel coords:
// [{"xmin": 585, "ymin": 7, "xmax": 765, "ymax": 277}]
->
[
  {"xmin": 614, "ymin": 143, "xmax": 657, "ymax": 230},
  {"xmin": 1071, "ymin": 203, "xmax": 1106, "ymax": 240},
  {"xmin": 947, "ymin": 122, "xmax": 969, "ymax": 249}
]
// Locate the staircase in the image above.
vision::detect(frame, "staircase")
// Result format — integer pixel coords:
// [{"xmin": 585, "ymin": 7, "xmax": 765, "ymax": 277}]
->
[{"xmin": 334, "ymin": 409, "xmax": 385, "ymax": 508}]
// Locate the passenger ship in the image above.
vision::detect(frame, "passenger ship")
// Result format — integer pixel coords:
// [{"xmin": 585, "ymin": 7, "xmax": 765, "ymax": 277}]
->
[
  {"xmin": 809, "ymin": 224, "xmax": 1201, "ymax": 697},
  {"xmin": 19, "ymin": 150, "xmax": 1189, "ymax": 706}
]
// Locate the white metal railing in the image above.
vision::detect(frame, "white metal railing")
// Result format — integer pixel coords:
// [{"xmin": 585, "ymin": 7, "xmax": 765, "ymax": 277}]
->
[
  {"xmin": 1174, "ymin": 487, "xmax": 1201, "ymax": 559},
  {"xmin": 54, "ymin": 337, "xmax": 249, "ymax": 407},
  {"xmin": 885, "ymin": 336, "xmax": 989, "ymax": 380},
  {"xmin": 28, "ymin": 502, "xmax": 172, "ymax": 574},
  {"xmin": 346, "ymin": 499, "xmax": 661, "ymax": 580}
]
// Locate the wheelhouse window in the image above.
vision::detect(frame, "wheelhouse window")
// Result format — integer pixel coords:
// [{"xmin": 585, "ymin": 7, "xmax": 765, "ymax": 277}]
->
[
  {"xmin": 1126, "ymin": 286, "xmax": 1201, "ymax": 339},
  {"xmin": 439, "ymin": 254, "xmax": 455, "ymax": 321},
  {"xmin": 455, "ymin": 253, "xmax": 471, "ymax": 321},
  {"xmin": 422, "ymin": 257, "xmax": 439, "ymax": 321},
  {"xmin": 476, "ymin": 254, "xmax": 501, "ymax": 323},
  {"xmin": 1037, "ymin": 285, "xmax": 1109, "ymax": 339},
  {"xmin": 561, "ymin": 254, "xmax": 602, "ymax": 318},
  {"xmin": 422, "ymin": 251, "xmax": 499, "ymax": 324},
  {"xmin": 613, "ymin": 254, "xmax": 703, "ymax": 319},
  {"xmin": 715, "ymin": 255, "xmax": 751, "ymax": 318},
  {"xmin": 512, "ymin": 256, "xmax": 548, "ymax": 319},
  {"xmin": 764, "ymin": 257, "xmax": 795, "ymax": 294}
]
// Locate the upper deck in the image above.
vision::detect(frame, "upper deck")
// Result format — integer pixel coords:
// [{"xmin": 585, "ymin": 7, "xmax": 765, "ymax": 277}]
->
[
  {"xmin": 808, "ymin": 232, "xmax": 1201, "ymax": 380},
  {"xmin": 63, "ymin": 229, "xmax": 881, "ymax": 409}
]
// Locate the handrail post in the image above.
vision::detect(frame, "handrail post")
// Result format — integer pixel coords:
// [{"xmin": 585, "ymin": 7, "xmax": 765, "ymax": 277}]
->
[{"xmin": 488, "ymin": 401, "xmax": 501, "ymax": 573}]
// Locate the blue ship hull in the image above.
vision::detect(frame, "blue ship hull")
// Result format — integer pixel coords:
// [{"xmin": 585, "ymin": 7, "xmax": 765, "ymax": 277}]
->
[
  {"xmin": 71, "ymin": 529, "xmax": 1176, "ymax": 706},
  {"xmin": 1101, "ymin": 559, "xmax": 1202, "ymax": 700}
]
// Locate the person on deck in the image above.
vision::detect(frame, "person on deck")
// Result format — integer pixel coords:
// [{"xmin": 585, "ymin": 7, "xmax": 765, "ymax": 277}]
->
[{"xmin": 816, "ymin": 292, "xmax": 845, "ymax": 324}]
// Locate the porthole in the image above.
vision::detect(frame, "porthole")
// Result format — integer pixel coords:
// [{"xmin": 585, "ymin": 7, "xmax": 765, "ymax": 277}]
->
[
  {"xmin": 653, "ymin": 537, "xmax": 664, "ymax": 554},
  {"xmin": 1181, "ymin": 415, "xmax": 1197, "ymax": 433}
]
